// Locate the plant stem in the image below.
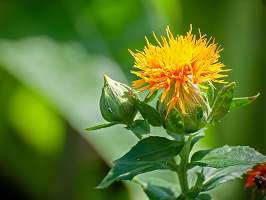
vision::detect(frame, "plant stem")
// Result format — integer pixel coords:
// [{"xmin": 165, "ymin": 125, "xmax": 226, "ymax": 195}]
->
[{"xmin": 177, "ymin": 135, "xmax": 192, "ymax": 195}]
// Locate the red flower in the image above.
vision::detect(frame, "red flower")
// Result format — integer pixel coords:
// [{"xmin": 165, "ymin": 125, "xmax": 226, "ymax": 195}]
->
[{"xmin": 244, "ymin": 164, "xmax": 266, "ymax": 200}]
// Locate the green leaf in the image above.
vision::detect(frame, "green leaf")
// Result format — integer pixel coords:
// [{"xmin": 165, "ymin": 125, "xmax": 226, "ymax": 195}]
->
[
  {"xmin": 161, "ymin": 197, "xmax": 178, "ymax": 200},
  {"xmin": 200, "ymin": 82, "xmax": 214, "ymax": 106},
  {"xmin": 187, "ymin": 165, "xmax": 204, "ymax": 189},
  {"xmin": 188, "ymin": 165, "xmax": 253, "ymax": 192},
  {"xmin": 183, "ymin": 191, "xmax": 200, "ymax": 198},
  {"xmin": 131, "ymin": 96, "xmax": 163, "ymax": 127},
  {"xmin": 84, "ymin": 121, "xmax": 120, "ymax": 131},
  {"xmin": 125, "ymin": 119, "xmax": 150, "ymax": 135},
  {"xmin": 97, "ymin": 162, "xmax": 171, "ymax": 189},
  {"xmin": 166, "ymin": 130, "xmax": 182, "ymax": 142},
  {"xmin": 229, "ymin": 93, "xmax": 260, "ymax": 111},
  {"xmin": 176, "ymin": 195, "xmax": 187, "ymax": 200},
  {"xmin": 164, "ymin": 108, "xmax": 184, "ymax": 134},
  {"xmin": 134, "ymin": 177, "xmax": 181, "ymax": 200},
  {"xmin": 144, "ymin": 90, "xmax": 159, "ymax": 104},
  {"xmin": 208, "ymin": 82, "xmax": 235, "ymax": 123},
  {"xmin": 200, "ymin": 165, "xmax": 253, "ymax": 191},
  {"xmin": 114, "ymin": 136, "xmax": 184, "ymax": 164},
  {"xmin": 190, "ymin": 146, "xmax": 266, "ymax": 168},
  {"xmin": 190, "ymin": 131, "xmax": 205, "ymax": 151},
  {"xmin": 195, "ymin": 194, "xmax": 212, "ymax": 200},
  {"xmin": 176, "ymin": 188, "xmax": 212, "ymax": 199}
]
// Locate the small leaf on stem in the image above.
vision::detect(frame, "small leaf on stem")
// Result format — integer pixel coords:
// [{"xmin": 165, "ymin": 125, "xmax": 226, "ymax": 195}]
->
[
  {"xmin": 208, "ymin": 82, "xmax": 235, "ymax": 123},
  {"xmin": 84, "ymin": 121, "xmax": 119, "ymax": 131},
  {"xmin": 131, "ymin": 96, "xmax": 163, "ymax": 127},
  {"xmin": 143, "ymin": 90, "xmax": 158, "ymax": 104},
  {"xmin": 229, "ymin": 93, "xmax": 260, "ymax": 111},
  {"xmin": 125, "ymin": 119, "xmax": 150, "ymax": 135}
]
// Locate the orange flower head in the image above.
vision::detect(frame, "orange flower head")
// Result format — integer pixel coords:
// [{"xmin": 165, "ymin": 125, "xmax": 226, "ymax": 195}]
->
[{"xmin": 129, "ymin": 25, "xmax": 230, "ymax": 117}]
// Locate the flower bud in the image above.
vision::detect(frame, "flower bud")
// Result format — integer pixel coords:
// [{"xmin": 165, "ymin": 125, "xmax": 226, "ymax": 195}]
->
[
  {"xmin": 100, "ymin": 75, "xmax": 139, "ymax": 125},
  {"xmin": 157, "ymin": 80, "xmax": 210, "ymax": 134}
]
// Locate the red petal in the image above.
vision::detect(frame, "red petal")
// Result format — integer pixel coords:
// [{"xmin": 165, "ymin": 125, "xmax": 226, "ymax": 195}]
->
[
  {"xmin": 257, "ymin": 164, "xmax": 266, "ymax": 171},
  {"xmin": 244, "ymin": 175, "xmax": 256, "ymax": 189}
]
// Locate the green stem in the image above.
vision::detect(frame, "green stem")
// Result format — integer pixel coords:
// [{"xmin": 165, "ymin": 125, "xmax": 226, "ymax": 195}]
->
[{"xmin": 177, "ymin": 135, "xmax": 192, "ymax": 195}]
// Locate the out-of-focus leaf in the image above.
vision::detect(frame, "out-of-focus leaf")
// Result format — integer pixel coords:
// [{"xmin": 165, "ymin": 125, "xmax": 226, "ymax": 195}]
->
[
  {"xmin": 190, "ymin": 146, "xmax": 266, "ymax": 168},
  {"xmin": 257, "ymin": 195, "xmax": 266, "ymax": 200},
  {"xmin": 125, "ymin": 120, "xmax": 150, "ymax": 135},
  {"xmin": 134, "ymin": 177, "xmax": 181, "ymax": 200},
  {"xmin": 144, "ymin": 90, "xmax": 158, "ymax": 104},
  {"xmin": 131, "ymin": 96, "xmax": 163, "ymax": 127},
  {"xmin": 208, "ymin": 82, "xmax": 235, "ymax": 123},
  {"xmin": 115, "ymin": 136, "xmax": 184, "ymax": 164},
  {"xmin": 84, "ymin": 121, "xmax": 120, "ymax": 131},
  {"xmin": 7, "ymin": 86, "xmax": 65, "ymax": 156},
  {"xmin": 229, "ymin": 93, "xmax": 260, "ymax": 111},
  {"xmin": 0, "ymin": 38, "xmax": 138, "ymax": 163},
  {"xmin": 97, "ymin": 162, "xmax": 172, "ymax": 189}
]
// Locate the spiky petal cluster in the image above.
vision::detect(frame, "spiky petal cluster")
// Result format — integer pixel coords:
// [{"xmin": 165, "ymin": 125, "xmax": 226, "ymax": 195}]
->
[{"xmin": 129, "ymin": 25, "xmax": 229, "ymax": 115}]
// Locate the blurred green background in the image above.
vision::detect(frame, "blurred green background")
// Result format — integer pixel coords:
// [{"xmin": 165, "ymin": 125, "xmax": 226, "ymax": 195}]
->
[{"xmin": 0, "ymin": 0, "xmax": 264, "ymax": 199}]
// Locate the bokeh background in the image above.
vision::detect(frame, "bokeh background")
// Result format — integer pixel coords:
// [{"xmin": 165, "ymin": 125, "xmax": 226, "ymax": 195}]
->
[{"xmin": 0, "ymin": 0, "xmax": 265, "ymax": 200}]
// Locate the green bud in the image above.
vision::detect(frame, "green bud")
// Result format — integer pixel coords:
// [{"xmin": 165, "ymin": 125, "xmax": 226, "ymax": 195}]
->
[
  {"xmin": 157, "ymin": 80, "xmax": 211, "ymax": 134},
  {"xmin": 100, "ymin": 75, "xmax": 139, "ymax": 125}
]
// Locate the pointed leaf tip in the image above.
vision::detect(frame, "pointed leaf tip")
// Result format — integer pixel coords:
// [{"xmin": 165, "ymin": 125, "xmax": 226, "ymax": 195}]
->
[
  {"xmin": 248, "ymin": 93, "xmax": 260, "ymax": 100},
  {"xmin": 229, "ymin": 93, "xmax": 260, "ymax": 111},
  {"xmin": 84, "ymin": 121, "xmax": 119, "ymax": 131}
]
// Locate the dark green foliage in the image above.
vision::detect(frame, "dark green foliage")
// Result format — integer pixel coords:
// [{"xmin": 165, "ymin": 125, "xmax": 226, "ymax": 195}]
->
[
  {"xmin": 164, "ymin": 108, "xmax": 184, "ymax": 134},
  {"xmin": 115, "ymin": 136, "xmax": 184, "ymax": 164},
  {"xmin": 131, "ymin": 96, "xmax": 163, "ymax": 127},
  {"xmin": 134, "ymin": 177, "xmax": 181, "ymax": 200},
  {"xmin": 125, "ymin": 119, "xmax": 150, "ymax": 135},
  {"xmin": 144, "ymin": 90, "xmax": 159, "ymax": 104},
  {"xmin": 97, "ymin": 162, "xmax": 172, "ymax": 189},
  {"xmin": 208, "ymin": 82, "xmax": 235, "ymax": 123}
]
